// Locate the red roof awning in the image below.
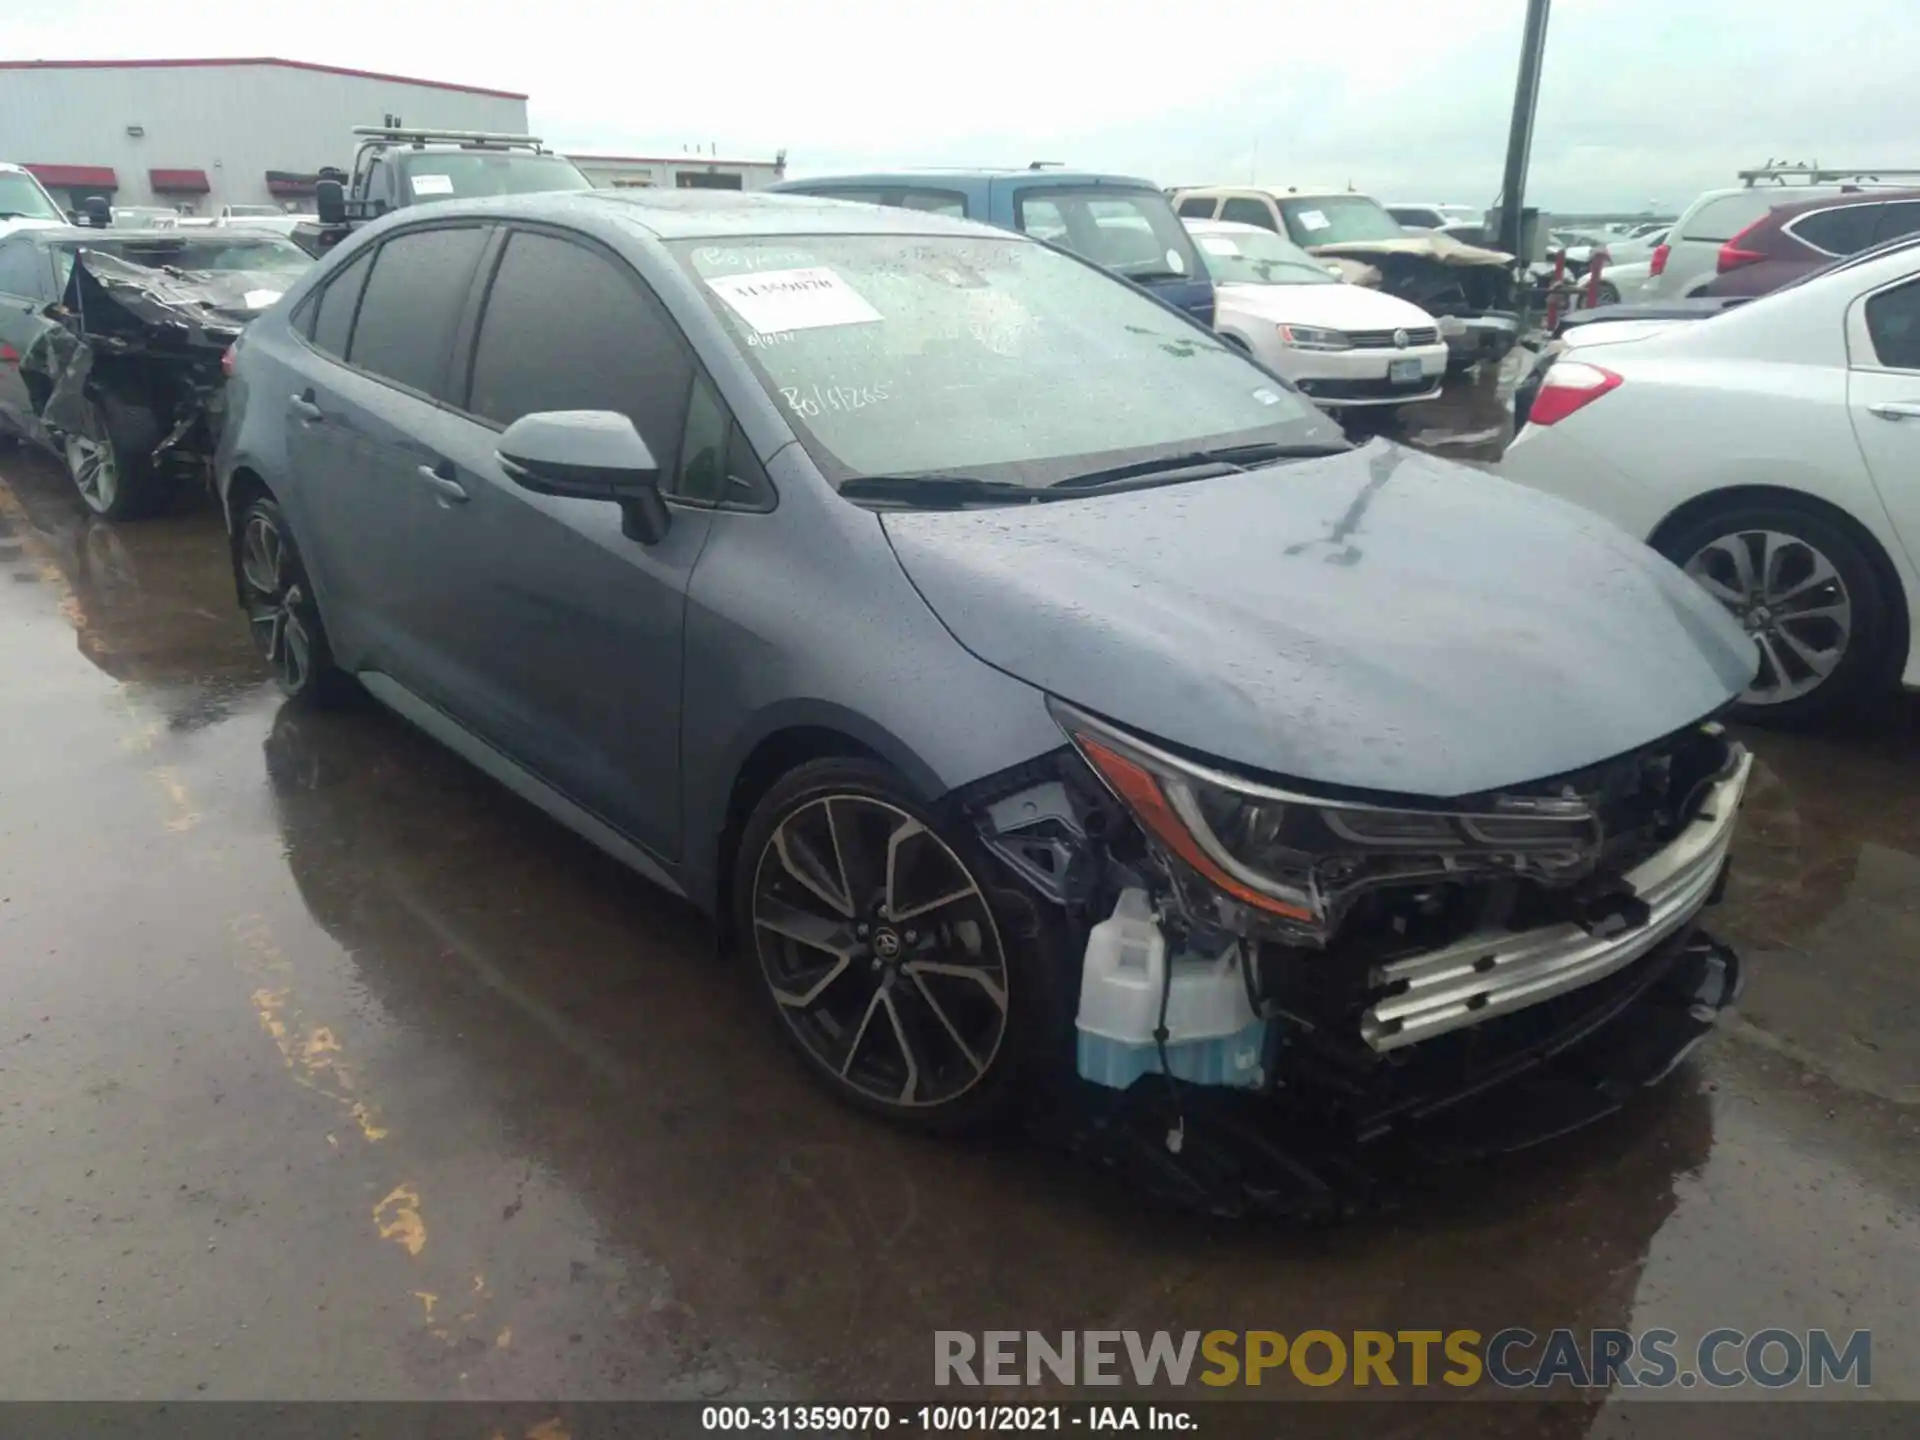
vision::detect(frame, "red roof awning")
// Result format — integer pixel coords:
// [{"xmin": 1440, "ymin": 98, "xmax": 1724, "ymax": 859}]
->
[
  {"xmin": 23, "ymin": 163, "xmax": 117, "ymax": 190},
  {"xmin": 149, "ymin": 168, "xmax": 210, "ymax": 194},
  {"xmin": 266, "ymin": 171, "xmax": 318, "ymax": 196}
]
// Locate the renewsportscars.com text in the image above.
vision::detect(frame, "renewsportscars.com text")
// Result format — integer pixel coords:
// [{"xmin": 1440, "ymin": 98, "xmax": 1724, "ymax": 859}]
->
[{"xmin": 934, "ymin": 1328, "xmax": 1872, "ymax": 1391}]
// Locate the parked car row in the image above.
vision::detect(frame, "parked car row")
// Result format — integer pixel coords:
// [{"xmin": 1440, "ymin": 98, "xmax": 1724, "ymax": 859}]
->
[{"xmin": 1502, "ymin": 231, "xmax": 1920, "ymax": 725}]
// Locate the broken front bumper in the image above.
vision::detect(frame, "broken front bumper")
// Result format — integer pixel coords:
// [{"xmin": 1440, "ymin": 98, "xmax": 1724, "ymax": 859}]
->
[{"xmin": 1363, "ymin": 749, "xmax": 1752, "ymax": 1051}]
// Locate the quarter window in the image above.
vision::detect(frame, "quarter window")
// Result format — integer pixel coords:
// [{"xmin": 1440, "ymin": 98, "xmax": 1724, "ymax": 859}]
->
[
  {"xmin": 465, "ymin": 228, "xmax": 693, "ymax": 473},
  {"xmin": 1865, "ymin": 278, "xmax": 1920, "ymax": 370},
  {"xmin": 307, "ymin": 248, "xmax": 373, "ymax": 358},
  {"xmin": 347, "ymin": 226, "xmax": 488, "ymax": 397}
]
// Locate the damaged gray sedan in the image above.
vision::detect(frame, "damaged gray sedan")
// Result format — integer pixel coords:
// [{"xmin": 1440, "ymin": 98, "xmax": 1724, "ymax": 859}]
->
[
  {"xmin": 0, "ymin": 227, "xmax": 309, "ymax": 518},
  {"xmin": 218, "ymin": 192, "xmax": 1759, "ymax": 1215}
]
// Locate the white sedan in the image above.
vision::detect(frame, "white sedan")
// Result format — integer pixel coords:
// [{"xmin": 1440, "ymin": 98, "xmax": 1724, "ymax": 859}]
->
[
  {"xmin": 1185, "ymin": 220, "xmax": 1449, "ymax": 411},
  {"xmin": 1497, "ymin": 234, "xmax": 1920, "ymax": 724}
]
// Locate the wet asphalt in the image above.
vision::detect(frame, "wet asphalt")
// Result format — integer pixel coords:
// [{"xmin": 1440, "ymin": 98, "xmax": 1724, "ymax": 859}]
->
[{"xmin": 0, "ymin": 364, "xmax": 1915, "ymax": 1429}]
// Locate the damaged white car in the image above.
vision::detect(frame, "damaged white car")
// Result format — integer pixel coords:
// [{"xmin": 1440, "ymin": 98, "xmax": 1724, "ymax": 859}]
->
[{"xmin": 1173, "ymin": 186, "xmax": 1522, "ymax": 372}]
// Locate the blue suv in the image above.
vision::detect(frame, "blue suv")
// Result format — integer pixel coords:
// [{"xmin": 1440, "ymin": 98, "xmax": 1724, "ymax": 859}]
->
[{"xmin": 770, "ymin": 167, "xmax": 1215, "ymax": 326}]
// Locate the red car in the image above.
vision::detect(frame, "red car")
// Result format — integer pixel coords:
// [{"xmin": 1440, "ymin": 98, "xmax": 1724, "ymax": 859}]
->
[{"xmin": 1702, "ymin": 188, "xmax": 1920, "ymax": 297}]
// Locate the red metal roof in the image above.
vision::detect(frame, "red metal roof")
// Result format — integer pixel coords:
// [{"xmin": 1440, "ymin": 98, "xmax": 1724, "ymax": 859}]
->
[
  {"xmin": 23, "ymin": 163, "xmax": 117, "ymax": 190},
  {"xmin": 0, "ymin": 57, "xmax": 526, "ymax": 101},
  {"xmin": 149, "ymin": 167, "xmax": 210, "ymax": 193}
]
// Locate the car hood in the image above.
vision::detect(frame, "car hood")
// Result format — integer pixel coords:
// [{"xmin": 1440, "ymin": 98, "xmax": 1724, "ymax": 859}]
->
[
  {"xmin": 1307, "ymin": 231, "xmax": 1514, "ymax": 269},
  {"xmin": 881, "ymin": 441, "xmax": 1757, "ymax": 798},
  {"xmin": 1216, "ymin": 281, "xmax": 1438, "ymax": 331}
]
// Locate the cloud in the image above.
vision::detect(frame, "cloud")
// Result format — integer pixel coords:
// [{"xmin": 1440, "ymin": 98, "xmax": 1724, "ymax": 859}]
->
[{"xmin": 9, "ymin": 0, "xmax": 1919, "ymax": 213}]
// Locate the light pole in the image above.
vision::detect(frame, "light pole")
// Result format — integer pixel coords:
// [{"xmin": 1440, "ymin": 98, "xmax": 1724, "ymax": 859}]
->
[{"xmin": 1496, "ymin": 0, "xmax": 1552, "ymax": 259}]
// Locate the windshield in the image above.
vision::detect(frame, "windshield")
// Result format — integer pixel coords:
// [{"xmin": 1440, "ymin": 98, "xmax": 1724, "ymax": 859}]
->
[
  {"xmin": 400, "ymin": 152, "xmax": 593, "ymax": 201},
  {"xmin": 1011, "ymin": 186, "xmax": 1207, "ymax": 285},
  {"xmin": 0, "ymin": 171, "xmax": 65, "ymax": 222},
  {"xmin": 1278, "ymin": 196, "xmax": 1407, "ymax": 247},
  {"xmin": 677, "ymin": 234, "xmax": 1331, "ymax": 490},
  {"xmin": 1187, "ymin": 226, "xmax": 1336, "ymax": 285}
]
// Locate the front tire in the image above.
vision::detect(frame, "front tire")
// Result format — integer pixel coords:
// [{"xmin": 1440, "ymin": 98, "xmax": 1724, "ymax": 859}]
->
[
  {"xmin": 235, "ymin": 494, "xmax": 353, "ymax": 705},
  {"xmin": 1658, "ymin": 499, "xmax": 1896, "ymax": 727},
  {"xmin": 733, "ymin": 758, "xmax": 1041, "ymax": 1133}
]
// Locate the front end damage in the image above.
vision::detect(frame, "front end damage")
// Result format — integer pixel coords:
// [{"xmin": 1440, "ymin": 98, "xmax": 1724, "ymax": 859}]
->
[
  {"xmin": 966, "ymin": 706, "xmax": 1750, "ymax": 1216},
  {"xmin": 22, "ymin": 250, "xmax": 275, "ymax": 496},
  {"xmin": 1312, "ymin": 233, "xmax": 1520, "ymax": 370}
]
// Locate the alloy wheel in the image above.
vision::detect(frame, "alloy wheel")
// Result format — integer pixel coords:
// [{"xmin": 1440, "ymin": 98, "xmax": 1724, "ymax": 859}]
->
[
  {"xmin": 750, "ymin": 795, "xmax": 1010, "ymax": 1109},
  {"xmin": 64, "ymin": 430, "xmax": 118, "ymax": 514},
  {"xmin": 1684, "ymin": 528, "xmax": 1852, "ymax": 705},
  {"xmin": 240, "ymin": 510, "xmax": 314, "ymax": 693}
]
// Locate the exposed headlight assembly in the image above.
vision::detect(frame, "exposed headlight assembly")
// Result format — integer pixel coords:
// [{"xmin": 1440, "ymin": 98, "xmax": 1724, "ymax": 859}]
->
[
  {"xmin": 1051, "ymin": 701, "xmax": 1601, "ymax": 946},
  {"xmin": 1276, "ymin": 323, "xmax": 1352, "ymax": 351}
]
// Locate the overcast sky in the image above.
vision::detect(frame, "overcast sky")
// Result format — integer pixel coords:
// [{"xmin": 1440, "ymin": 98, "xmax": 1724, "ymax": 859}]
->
[{"xmin": 13, "ymin": 0, "xmax": 1920, "ymax": 213}]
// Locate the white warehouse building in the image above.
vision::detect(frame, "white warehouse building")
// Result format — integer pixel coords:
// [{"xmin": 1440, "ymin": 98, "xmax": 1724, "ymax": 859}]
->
[{"xmin": 0, "ymin": 57, "xmax": 530, "ymax": 216}]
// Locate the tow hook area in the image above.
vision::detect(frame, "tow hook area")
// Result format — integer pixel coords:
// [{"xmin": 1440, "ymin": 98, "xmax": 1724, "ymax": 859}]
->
[{"xmin": 1044, "ymin": 926, "xmax": 1743, "ymax": 1220}]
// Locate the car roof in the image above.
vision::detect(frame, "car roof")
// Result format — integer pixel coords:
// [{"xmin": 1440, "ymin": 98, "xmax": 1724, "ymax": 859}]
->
[
  {"xmin": 372, "ymin": 188, "xmax": 1013, "ymax": 241},
  {"xmin": 1748, "ymin": 186, "xmax": 1920, "ymax": 221},
  {"xmin": 1179, "ymin": 186, "xmax": 1363, "ymax": 200},
  {"xmin": 776, "ymin": 168, "xmax": 1163, "ymax": 192},
  {"xmin": 21, "ymin": 226, "xmax": 298, "ymax": 246}
]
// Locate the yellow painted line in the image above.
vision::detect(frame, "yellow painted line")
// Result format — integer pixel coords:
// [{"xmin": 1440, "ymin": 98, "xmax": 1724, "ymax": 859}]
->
[
  {"xmin": 0, "ymin": 472, "xmax": 518, "ymax": 1361},
  {"xmin": 373, "ymin": 1183, "xmax": 426, "ymax": 1256}
]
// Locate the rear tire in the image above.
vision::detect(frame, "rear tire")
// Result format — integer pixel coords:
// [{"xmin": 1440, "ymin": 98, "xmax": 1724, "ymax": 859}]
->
[
  {"xmin": 64, "ymin": 394, "xmax": 174, "ymax": 520},
  {"xmin": 235, "ymin": 494, "xmax": 354, "ymax": 705},
  {"xmin": 732, "ymin": 757, "xmax": 1060, "ymax": 1134},
  {"xmin": 1657, "ymin": 498, "xmax": 1896, "ymax": 728}
]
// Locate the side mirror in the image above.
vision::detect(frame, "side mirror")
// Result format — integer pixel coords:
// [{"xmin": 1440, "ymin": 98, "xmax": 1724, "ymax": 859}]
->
[
  {"xmin": 80, "ymin": 196, "xmax": 112, "ymax": 228},
  {"xmin": 315, "ymin": 179, "xmax": 347, "ymax": 226},
  {"xmin": 497, "ymin": 410, "xmax": 670, "ymax": 544}
]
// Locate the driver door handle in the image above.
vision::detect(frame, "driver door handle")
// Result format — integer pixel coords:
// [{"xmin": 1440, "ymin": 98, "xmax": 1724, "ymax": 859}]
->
[
  {"xmin": 417, "ymin": 460, "xmax": 469, "ymax": 503},
  {"xmin": 1866, "ymin": 400, "xmax": 1920, "ymax": 421}
]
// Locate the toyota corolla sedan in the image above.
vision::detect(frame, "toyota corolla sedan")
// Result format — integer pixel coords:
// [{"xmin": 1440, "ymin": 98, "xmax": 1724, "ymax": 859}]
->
[
  {"xmin": 218, "ymin": 191, "xmax": 1758, "ymax": 1213},
  {"xmin": 1184, "ymin": 219, "xmax": 1449, "ymax": 412}
]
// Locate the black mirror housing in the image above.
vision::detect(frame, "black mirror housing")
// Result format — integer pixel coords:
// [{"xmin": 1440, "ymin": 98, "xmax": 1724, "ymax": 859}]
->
[
  {"xmin": 315, "ymin": 179, "xmax": 347, "ymax": 226},
  {"xmin": 80, "ymin": 197, "xmax": 112, "ymax": 228}
]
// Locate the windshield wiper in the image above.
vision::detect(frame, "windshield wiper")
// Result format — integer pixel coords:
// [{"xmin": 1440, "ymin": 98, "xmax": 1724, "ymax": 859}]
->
[
  {"xmin": 1049, "ymin": 440, "xmax": 1350, "ymax": 492},
  {"xmin": 838, "ymin": 475, "xmax": 1061, "ymax": 509}
]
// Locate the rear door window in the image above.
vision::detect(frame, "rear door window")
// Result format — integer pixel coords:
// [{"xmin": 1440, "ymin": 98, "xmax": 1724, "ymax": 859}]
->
[
  {"xmin": 306, "ymin": 248, "xmax": 373, "ymax": 358},
  {"xmin": 893, "ymin": 189, "xmax": 968, "ymax": 217},
  {"xmin": 347, "ymin": 225, "xmax": 489, "ymax": 397},
  {"xmin": 1871, "ymin": 200, "xmax": 1920, "ymax": 245},
  {"xmin": 464, "ymin": 227, "xmax": 694, "ymax": 471},
  {"xmin": 1789, "ymin": 205, "xmax": 1879, "ymax": 256},
  {"xmin": 1865, "ymin": 278, "xmax": 1920, "ymax": 370},
  {"xmin": 1221, "ymin": 197, "xmax": 1278, "ymax": 230}
]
